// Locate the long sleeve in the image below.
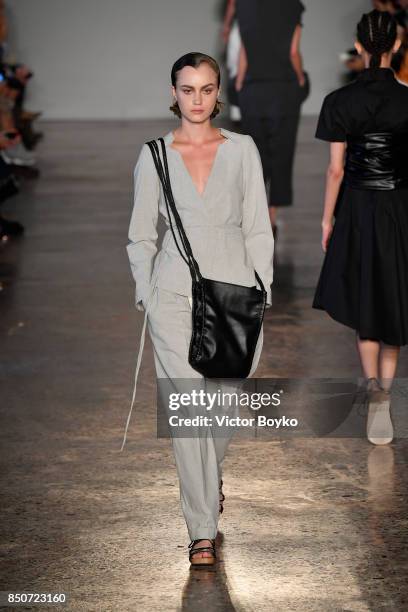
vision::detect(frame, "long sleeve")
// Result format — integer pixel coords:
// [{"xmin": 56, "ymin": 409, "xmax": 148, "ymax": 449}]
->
[
  {"xmin": 126, "ymin": 144, "xmax": 160, "ymax": 311},
  {"xmin": 241, "ymin": 135, "xmax": 274, "ymax": 307}
]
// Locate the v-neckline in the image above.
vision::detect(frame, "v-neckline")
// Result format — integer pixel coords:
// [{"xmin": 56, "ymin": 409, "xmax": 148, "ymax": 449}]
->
[{"xmin": 168, "ymin": 128, "xmax": 229, "ymax": 200}]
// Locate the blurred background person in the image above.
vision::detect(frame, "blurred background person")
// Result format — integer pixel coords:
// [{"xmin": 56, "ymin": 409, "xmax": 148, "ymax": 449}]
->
[
  {"xmin": 221, "ymin": 0, "xmax": 242, "ymax": 124},
  {"xmin": 0, "ymin": 4, "xmax": 43, "ymax": 242},
  {"xmin": 0, "ymin": 128, "xmax": 22, "ymax": 239},
  {"xmin": 235, "ymin": 0, "xmax": 309, "ymax": 240},
  {"xmin": 339, "ymin": 48, "xmax": 366, "ymax": 84}
]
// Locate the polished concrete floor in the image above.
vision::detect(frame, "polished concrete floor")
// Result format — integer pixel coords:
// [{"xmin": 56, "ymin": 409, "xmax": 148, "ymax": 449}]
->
[{"xmin": 0, "ymin": 118, "xmax": 407, "ymax": 611}]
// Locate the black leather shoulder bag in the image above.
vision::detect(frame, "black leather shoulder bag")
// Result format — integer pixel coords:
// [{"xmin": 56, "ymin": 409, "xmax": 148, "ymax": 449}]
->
[{"xmin": 146, "ymin": 137, "xmax": 266, "ymax": 379}]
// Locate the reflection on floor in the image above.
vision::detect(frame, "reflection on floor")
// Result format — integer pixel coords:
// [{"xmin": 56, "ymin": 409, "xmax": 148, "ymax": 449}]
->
[{"xmin": 0, "ymin": 119, "xmax": 407, "ymax": 611}]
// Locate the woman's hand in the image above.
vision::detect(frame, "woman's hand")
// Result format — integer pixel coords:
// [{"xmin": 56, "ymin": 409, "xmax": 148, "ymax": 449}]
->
[{"xmin": 321, "ymin": 219, "xmax": 333, "ymax": 252}]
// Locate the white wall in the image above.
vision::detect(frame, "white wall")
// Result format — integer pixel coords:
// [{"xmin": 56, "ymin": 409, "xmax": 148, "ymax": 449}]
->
[{"xmin": 7, "ymin": 0, "xmax": 368, "ymax": 119}]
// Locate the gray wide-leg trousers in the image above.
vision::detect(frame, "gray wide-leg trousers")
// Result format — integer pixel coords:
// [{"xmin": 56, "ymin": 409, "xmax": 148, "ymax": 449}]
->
[{"xmin": 147, "ymin": 285, "xmax": 263, "ymax": 540}]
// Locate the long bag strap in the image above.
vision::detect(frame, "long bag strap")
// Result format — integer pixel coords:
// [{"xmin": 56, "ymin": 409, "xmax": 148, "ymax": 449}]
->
[
  {"xmin": 147, "ymin": 139, "xmax": 191, "ymax": 265},
  {"xmin": 146, "ymin": 139, "xmax": 201, "ymax": 284},
  {"xmin": 157, "ymin": 138, "xmax": 196, "ymax": 266}
]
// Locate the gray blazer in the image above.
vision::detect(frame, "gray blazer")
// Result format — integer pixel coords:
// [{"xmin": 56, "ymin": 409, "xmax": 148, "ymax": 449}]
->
[{"xmin": 126, "ymin": 127, "xmax": 274, "ymax": 311}]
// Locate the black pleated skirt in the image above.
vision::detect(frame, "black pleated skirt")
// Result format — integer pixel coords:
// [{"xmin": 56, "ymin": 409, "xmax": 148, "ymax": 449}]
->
[{"xmin": 312, "ymin": 182, "xmax": 408, "ymax": 346}]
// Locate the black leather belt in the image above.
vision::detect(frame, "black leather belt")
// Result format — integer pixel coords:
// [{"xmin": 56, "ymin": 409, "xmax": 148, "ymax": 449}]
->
[{"xmin": 344, "ymin": 132, "xmax": 408, "ymax": 190}]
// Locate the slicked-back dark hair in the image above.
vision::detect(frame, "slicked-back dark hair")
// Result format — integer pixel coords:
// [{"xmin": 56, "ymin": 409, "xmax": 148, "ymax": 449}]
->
[
  {"xmin": 357, "ymin": 9, "xmax": 397, "ymax": 70},
  {"xmin": 170, "ymin": 52, "xmax": 221, "ymax": 88}
]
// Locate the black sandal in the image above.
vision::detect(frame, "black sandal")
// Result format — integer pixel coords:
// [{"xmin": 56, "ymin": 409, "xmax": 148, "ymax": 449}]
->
[
  {"xmin": 219, "ymin": 478, "xmax": 225, "ymax": 514},
  {"xmin": 188, "ymin": 539, "xmax": 216, "ymax": 566}
]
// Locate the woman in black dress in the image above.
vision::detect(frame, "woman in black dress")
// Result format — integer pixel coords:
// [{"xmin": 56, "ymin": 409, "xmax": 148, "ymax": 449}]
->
[
  {"xmin": 313, "ymin": 10, "xmax": 408, "ymax": 445},
  {"xmin": 235, "ymin": 0, "xmax": 308, "ymax": 237}
]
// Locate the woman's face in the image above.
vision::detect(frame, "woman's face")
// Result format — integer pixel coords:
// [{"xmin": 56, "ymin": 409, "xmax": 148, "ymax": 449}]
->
[{"xmin": 172, "ymin": 62, "xmax": 220, "ymax": 123}]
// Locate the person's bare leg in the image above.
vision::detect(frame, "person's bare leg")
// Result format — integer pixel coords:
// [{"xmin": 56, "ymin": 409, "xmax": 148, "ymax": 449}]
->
[
  {"xmin": 378, "ymin": 343, "xmax": 400, "ymax": 391},
  {"xmin": 356, "ymin": 334, "xmax": 380, "ymax": 379}
]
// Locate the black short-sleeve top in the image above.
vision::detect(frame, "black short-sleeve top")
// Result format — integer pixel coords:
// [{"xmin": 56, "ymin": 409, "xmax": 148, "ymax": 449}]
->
[
  {"xmin": 315, "ymin": 67, "xmax": 408, "ymax": 143},
  {"xmin": 236, "ymin": 0, "xmax": 305, "ymax": 82}
]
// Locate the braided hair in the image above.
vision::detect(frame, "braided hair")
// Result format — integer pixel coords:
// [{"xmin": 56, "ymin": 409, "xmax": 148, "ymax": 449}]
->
[{"xmin": 357, "ymin": 10, "xmax": 397, "ymax": 70}]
